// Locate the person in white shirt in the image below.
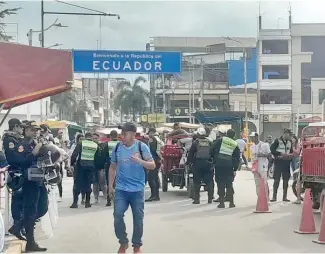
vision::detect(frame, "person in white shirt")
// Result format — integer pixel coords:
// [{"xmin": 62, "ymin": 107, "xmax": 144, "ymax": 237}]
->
[
  {"xmin": 236, "ymin": 138, "xmax": 248, "ymax": 168},
  {"xmin": 249, "ymin": 132, "xmax": 270, "ymax": 201}
]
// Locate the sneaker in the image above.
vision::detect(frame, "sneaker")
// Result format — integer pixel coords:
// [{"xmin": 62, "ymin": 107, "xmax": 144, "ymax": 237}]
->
[
  {"xmin": 133, "ymin": 247, "xmax": 142, "ymax": 253},
  {"xmin": 117, "ymin": 243, "xmax": 129, "ymax": 254},
  {"xmin": 106, "ymin": 200, "xmax": 112, "ymax": 207},
  {"xmin": 57, "ymin": 197, "xmax": 62, "ymax": 202}
]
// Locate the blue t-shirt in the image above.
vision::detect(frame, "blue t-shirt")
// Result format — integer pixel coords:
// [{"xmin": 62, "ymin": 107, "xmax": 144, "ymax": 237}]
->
[{"xmin": 111, "ymin": 140, "xmax": 153, "ymax": 192}]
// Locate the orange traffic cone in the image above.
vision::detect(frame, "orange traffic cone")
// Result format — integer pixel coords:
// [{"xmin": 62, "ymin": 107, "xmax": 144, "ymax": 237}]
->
[
  {"xmin": 254, "ymin": 177, "xmax": 271, "ymax": 213},
  {"xmin": 313, "ymin": 195, "xmax": 325, "ymax": 244},
  {"xmin": 295, "ymin": 188, "xmax": 318, "ymax": 234}
]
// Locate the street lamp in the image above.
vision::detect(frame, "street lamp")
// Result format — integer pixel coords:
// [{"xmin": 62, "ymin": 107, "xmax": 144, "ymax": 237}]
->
[
  {"xmin": 27, "ymin": 18, "xmax": 67, "ymax": 46},
  {"xmin": 41, "ymin": 0, "xmax": 121, "ymax": 48},
  {"xmin": 223, "ymin": 36, "xmax": 248, "ymax": 137},
  {"xmin": 47, "ymin": 43, "xmax": 63, "ymax": 49}
]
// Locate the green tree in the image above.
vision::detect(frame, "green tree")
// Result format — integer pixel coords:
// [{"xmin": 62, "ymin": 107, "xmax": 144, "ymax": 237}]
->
[
  {"xmin": 113, "ymin": 76, "xmax": 149, "ymax": 121},
  {"xmin": 0, "ymin": 2, "xmax": 20, "ymax": 41},
  {"xmin": 73, "ymin": 99, "xmax": 91, "ymax": 126},
  {"xmin": 51, "ymin": 90, "xmax": 77, "ymax": 120}
]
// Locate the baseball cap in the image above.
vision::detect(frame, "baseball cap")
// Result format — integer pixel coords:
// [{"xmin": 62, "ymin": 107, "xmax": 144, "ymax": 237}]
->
[
  {"xmin": 284, "ymin": 128, "xmax": 292, "ymax": 134},
  {"xmin": 147, "ymin": 127, "xmax": 156, "ymax": 134},
  {"xmin": 40, "ymin": 124, "xmax": 51, "ymax": 132},
  {"xmin": 8, "ymin": 118, "xmax": 24, "ymax": 127},
  {"xmin": 24, "ymin": 121, "xmax": 41, "ymax": 130},
  {"xmin": 118, "ymin": 122, "xmax": 137, "ymax": 133},
  {"xmin": 249, "ymin": 132, "xmax": 258, "ymax": 137}
]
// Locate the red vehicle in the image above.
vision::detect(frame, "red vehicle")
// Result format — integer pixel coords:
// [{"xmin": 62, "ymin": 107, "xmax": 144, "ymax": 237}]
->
[
  {"xmin": 161, "ymin": 135, "xmax": 195, "ymax": 198},
  {"xmin": 299, "ymin": 122, "xmax": 325, "ymax": 209}
]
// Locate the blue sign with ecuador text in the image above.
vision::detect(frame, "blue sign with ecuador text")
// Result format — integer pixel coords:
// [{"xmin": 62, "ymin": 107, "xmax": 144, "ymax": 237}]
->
[{"xmin": 73, "ymin": 50, "xmax": 182, "ymax": 74}]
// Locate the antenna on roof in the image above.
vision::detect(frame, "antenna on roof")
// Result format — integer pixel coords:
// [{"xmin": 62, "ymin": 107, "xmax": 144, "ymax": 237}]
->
[{"xmin": 288, "ymin": 1, "xmax": 292, "ymax": 28}]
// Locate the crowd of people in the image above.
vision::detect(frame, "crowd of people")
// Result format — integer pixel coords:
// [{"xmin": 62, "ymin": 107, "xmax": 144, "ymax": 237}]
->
[{"xmin": 0, "ymin": 118, "xmax": 302, "ymax": 253}]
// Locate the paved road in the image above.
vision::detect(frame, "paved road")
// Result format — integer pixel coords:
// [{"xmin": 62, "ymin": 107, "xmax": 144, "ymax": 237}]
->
[{"xmin": 39, "ymin": 171, "xmax": 325, "ymax": 253}]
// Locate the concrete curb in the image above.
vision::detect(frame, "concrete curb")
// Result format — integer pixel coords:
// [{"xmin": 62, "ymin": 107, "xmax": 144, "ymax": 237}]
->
[{"xmin": 4, "ymin": 240, "xmax": 25, "ymax": 253}]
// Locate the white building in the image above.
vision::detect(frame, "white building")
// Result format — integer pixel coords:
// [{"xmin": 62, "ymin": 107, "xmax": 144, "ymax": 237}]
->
[{"xmin": 258, "ymin": 15, "xmax": 325, "ymax": 137}]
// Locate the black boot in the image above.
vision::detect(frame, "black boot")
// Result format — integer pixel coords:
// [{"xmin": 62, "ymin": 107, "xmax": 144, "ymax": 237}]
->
[
  {"xmin": 192, "ymin": 185, "xmax": 200, "ymax": 204},
  {"xmin": 8, "ymin": 220, "xmax": 26, "ymax": 241},
  {"xmin": 228, "ymin": 194, "xmax": 236, "ymax": 208},
  {"xmin": 70, "ymin": 190, "xmax": 79, "ymax": 208},
  {"xmin": 25, "ymin": 221, "xmax": 47, "ymax": 252},
  {"xmin": 106, "ymin": 197, "xmax": 111, "ymax": 207},
  {"xmin": 217, "ymin": 197, "xmax": 225, "ymax": 208},
  {"xmin": 207, "ymin": 183, "xmax": 214, "ymax": 204},
  {"xmin": 270, "ymin": 189, "xmax": 277, "ymax": 202},
  {"xmin": 85, "ymin": 193, "xmax": 91, "ymax": 208},
  {"xmin": 283, "ymin": 186, "xmax": 290, "ymax": 202}
]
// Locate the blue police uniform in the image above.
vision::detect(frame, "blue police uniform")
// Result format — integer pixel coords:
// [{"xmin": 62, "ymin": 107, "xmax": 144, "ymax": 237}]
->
[
  {"xmin": 2, "ymin": 131, "xmax": 25, "ymax": 240},
  {"xmin": 17, "ymin": 136, "xmax": 48, "ymax": 252}
]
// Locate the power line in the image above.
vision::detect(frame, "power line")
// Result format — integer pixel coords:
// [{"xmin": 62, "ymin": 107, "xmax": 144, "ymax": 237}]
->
[{"xmin": 55, "ymin": 0, "xmax": 107, "ymax": 15}]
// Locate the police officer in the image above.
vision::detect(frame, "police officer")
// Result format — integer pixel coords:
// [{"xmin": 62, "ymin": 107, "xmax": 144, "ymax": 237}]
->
[
  {"xmin": 102, "ymin": 130, "xmax": 119, "ymax": 206},
  {"xmin": 19, "ymin": 121, "xmax": 48, "ymax": 252},
  {"xmin": 211, "ymin": 129, "xmax": 240, "ymax": 208},
  {"xmin": 2, "ymin": 118, "xmax": 25, "ymax": 241},
  {"xmin": 70, "ymin": 132, "xmax": 100, "ymax": 208},
  {"xmin": 270, "ymin": 129, "xmax": 293, "ymax": 202},
  {"xmin": 187, "ymin": 127, "xmax": 214, "ymax": 204}
]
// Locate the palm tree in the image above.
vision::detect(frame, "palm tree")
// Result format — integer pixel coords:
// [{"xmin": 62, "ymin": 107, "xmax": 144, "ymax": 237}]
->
[
  {"xmin": 51, "ymin": 90, "xmax": 77, "ymax": 120},
  {"xmin": 0, "ymin": 2, "xmax": 20, "ymax": 41},
  {"xmin": 113, "ymin": 76, "xmax": 149, "ymax": 121},
  {"xmin": 73, "ymin": 99, "xmax": 91, "ymax": 126}
]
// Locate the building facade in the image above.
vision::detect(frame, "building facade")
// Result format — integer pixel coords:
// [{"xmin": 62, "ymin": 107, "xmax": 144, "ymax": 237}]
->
[
  {"xmin": 150, "ymin": 36, "xmax": 256, "ymax": 123},
  {"xmin": 258, "ymin": 18, "xmax": 325, "ymax": 137},
  {"xmin": 257, "ymin": 22, "xmax": 292, "ymax": 138}
]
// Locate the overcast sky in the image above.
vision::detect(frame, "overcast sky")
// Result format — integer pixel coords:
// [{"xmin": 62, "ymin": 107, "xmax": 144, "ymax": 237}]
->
[
  {"xmin": 3, "ymin": 0, "xmax": 325, "ymax": 50},
  {"xmin": 2, "ymin": 0, "xmax": 325, "ymax": 82}
]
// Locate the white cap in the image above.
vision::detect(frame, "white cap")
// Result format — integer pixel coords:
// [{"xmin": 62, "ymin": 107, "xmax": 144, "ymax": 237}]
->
[
  {"xmin": 218, "ymin": 126, "xmax": 228, "ymax": 134},
  {"xmin": 249, "ymin": 132, "xmax": 258, "ymax": 137},
  {"xmin": 196, "ymin": 127, "xmax": 206, "ymax": 136}
]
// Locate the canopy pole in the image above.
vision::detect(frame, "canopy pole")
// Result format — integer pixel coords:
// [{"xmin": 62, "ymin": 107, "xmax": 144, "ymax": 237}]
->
[{"xmin": 0, "ymin": 106, "xmax": 12, "ymax": 128}]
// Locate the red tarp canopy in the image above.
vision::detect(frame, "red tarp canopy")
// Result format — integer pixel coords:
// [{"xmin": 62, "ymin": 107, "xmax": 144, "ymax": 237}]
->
[{"xmin": 0, "ymin": 42, "xmax": 73, "ymax": 109}]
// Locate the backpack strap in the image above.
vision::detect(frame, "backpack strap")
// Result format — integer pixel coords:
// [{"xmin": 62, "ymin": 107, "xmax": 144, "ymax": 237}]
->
[
  {"xmin": 114, "ymin": 142, "xmax": 121, "ymax": 162},
  {"xmin": 138, "ymin": 141, "xmax": 144, "ymax": 160},
  {"xmin": 114, "ymin": 141, "xmax": 144, "ymax": 162}
]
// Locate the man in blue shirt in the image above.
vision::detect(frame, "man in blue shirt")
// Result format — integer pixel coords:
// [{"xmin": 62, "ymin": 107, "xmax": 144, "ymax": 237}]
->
[{"xmin": 109, "ymin": 122, "xmax": 155, "ymax": 254}]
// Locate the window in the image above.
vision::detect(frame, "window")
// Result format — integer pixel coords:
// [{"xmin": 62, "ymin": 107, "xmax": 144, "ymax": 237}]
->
[
  {"xmin": 260, "ymin": 90, "xmax": 292, "ymax": 104},
  {"xmin": 319, "ymin": 89, "xmax": 325, "ymax": 104},
  {"xmin": 301, "ymin": 37, "xmax": 325, "ymax": 104},
  {"xmin": 262, "ymin": 65, "xmax": 289, "ymax": 79},
  {"xmin": 262, "ymin": 40, "xmax": 289, "ymax": 54}
]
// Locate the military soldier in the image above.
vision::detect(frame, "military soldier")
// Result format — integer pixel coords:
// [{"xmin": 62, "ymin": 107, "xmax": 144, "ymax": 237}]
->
[{"xmin": 187, "ymin": 128, "xmax": 214, "ymax": 204}]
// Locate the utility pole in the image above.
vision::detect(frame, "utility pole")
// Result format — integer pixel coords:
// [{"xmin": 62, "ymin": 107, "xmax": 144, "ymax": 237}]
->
[
  {"xmin": 162, "ymin": 74, "xmax": 166, "ymax": 116},
  {"xmin": 199, "ymin": 58, "xmax": 204, "ymax": 110},
  {"xmin": 243, "ymin": 47, "xmax": 248, "ymax": 137},
  {"xmin": 188, "ymin": 64, "xmax": 192, "ymax": 124}
]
